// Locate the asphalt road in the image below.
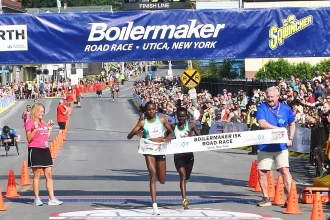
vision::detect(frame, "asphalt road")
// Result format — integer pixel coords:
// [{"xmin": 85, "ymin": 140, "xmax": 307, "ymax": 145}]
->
[{"xmin": 0, "ymin": 67, "xmax": 321, "ymax": 220}]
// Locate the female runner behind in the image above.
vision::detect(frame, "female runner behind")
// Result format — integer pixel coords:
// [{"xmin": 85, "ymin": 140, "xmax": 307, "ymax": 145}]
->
[
  {"xmin": 171, "ymin": 107, "xmax": 200, "ymax": 210},
  {"xmin": 127, "ymin": 101, "xmax": 174, "ymax": 215},
  {"xmin": 114, "ymin": 82, "xmax": 120, "ymax": 100},
  {"xmin": 110, "ymin": 86, "xmax": 115, "ymax": 101},
  {"xmin": 22, "ymin": 105, "xmax": 31, "ymax": 125}
]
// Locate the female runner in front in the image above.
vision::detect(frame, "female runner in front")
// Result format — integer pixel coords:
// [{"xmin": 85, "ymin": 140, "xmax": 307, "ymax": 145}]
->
[
  {"xmin": 171, "ymin": 107, "xmax": 200, "ymax": 209},
  {"xmin": 127, "ymin": 101, "xmax": 174, "ymax": 215}
]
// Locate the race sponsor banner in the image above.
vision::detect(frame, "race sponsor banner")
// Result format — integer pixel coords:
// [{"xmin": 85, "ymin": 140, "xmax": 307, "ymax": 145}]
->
[
  {"xmin": 138, "ymin": 128, "xmax": 288, "ymax": 155},
  {"xmin": 0, "ymin": 8, "xmax": 330, "ymax": 63},
  {"xmin": 291, "ymin": 126, "xmax": 311, "ymax": 154}
]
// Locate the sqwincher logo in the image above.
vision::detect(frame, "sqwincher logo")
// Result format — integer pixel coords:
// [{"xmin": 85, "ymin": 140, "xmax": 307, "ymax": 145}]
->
[{"xmin": 269, "ymin": 15, "xmax": 313, "ymax": 50}]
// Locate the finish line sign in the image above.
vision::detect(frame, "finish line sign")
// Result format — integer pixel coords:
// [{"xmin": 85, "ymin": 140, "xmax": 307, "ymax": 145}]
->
[
  {"xmin": 0, "ymin": 8, "xmax": 330, "ymax": 64},
  {"xmin": 138, "ymin": 128, "xmax": 288, "ymax": 155}
]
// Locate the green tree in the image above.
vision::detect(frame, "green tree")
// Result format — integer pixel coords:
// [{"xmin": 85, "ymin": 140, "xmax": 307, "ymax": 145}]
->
[
  {"xmin": 208, "ymin": 60, "xmax": 218, "ymax": 77},
  {"xmin": 292, "ymin": 62, "xmax": 314, "ymax": 79},
  {"xmin": 255, "ymin": 58, "xmax": 293, "ymax": 80},
  {"xmin": 192, "ymin": 60, "xmax": 203, "ymax": 76},
  {"xmin": 239, "ymin": 61, "xmax": 245, "ymax": 79},
  {"xmin": 23, "ymin": 0, "xmax": 114, "ymax": 7},
  {"xmin": 219, "ymin": 59, "xmax": 237, "ymax": 79},
  {"xmin": 315, "ymin": 59, "xmax": 330, "ymax": 73}
]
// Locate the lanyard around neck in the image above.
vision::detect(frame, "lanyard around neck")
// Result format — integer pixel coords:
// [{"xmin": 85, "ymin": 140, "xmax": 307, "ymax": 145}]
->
[{"xmin": 268, "ymin": 103, "xmax": 280, "ymax": 119}]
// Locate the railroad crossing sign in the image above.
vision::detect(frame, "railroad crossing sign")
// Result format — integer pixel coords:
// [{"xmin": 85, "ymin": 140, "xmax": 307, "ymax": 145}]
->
[{"xmin": 180, "ymin": 69, "xmax": 201, "ymax": 88}]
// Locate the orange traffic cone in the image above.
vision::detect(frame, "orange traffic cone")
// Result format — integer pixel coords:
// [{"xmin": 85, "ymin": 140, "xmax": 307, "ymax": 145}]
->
[
  {"xmin": 267, "ymin": 171, "xmax": 275, "ymax": 199},
  {"xmin": 58, "ymin": 131, "xmax": 63, "ymax": 146},
  {"xmin": 273, "ymin": 175, "xmax": 285, "ymax": 206},
  {"xmin": 0, "ymin": 187, "xmax": 6, "ymax": 211},
  {"xmin": 247, "ymin": 160, "xmax": 257, "ymax": 188},
  {"xmin": 19, "ymin": 161, "xmax": 31, "ymax": 186},
  {"xmin": 50, "ymin": 142, "xmax": 56, "ymax": 159},
  {"xmin": 252, "ymin": 171, "xmax": 262, "ymax": 192},
  {"xmin": 55, "ymin": 138, "xmax": 59, "ymax": 154},
  {"xmin": 4, "ymin": 170, "xmax": 20, "ymax": 198},
  {"xmin": 58, "ymin": 135, "xmax": 62, "ymax": 149},
  {"xmin": 311, "ymin": 192, "xmax": 324, "ymax": 220},
  {"xmin": 63, "ymin": 129, "xmax": 67, "ymax": 141},
  {"xmin": 283, "ymin": 182, "xmax": 302, "ymax": 214},
  {"xmin": 53, "ymin": 139, "xmax": 58, "ymax": 154}
]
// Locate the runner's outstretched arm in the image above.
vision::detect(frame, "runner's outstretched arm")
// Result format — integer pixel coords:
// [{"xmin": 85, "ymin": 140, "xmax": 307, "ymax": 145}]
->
[{"xmin": 127, "ymin": 120, "xmax": 144, "ymax": 139}]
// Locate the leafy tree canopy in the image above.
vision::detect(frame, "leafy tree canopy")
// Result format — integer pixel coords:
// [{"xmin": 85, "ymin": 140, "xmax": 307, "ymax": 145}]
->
[
  {"xmin": 255, "ymin": 58, "xmax": 330, "ymax": 80},
  {"xmin": 23, "ymin": 0, "xmax": 116, "ymax": 8}
]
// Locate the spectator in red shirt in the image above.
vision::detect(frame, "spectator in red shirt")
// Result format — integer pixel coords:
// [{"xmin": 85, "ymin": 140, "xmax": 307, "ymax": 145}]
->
[
  {"xmin": 95, "ymin": 81, "xmax": 102, "ymax": 98},
  {"xmin": 57, "ymin": 100, "xmax": 68, "ymax": 130},
  {"xmin": 75, "ymin": 86, "xmax": 81, "ymax": 108}
]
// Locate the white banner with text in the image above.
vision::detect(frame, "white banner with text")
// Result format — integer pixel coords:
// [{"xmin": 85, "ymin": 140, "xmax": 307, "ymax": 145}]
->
[{"xmin": 138, "ymin": 128, "xmax": 288, "ymax": 155}]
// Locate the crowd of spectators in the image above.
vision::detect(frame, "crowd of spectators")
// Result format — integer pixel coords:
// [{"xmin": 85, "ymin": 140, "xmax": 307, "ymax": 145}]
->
[
  {"xmin": 0, "ymin": 84, "xmax": 15, "ymax": 98},
  {"xmin": 133, "ymin": 70, "xmax": 330, "ymax": 130}
]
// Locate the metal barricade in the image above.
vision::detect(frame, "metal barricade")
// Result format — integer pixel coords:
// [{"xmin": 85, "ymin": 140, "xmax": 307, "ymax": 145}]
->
[{"xmin": 0, "ymin": 93, "xmax": 15, "ymax": 113}]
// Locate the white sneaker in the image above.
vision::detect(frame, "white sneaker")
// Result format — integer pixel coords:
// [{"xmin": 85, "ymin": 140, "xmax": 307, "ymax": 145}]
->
[
  {"xmin": 34, "ymin": 197, "xmax": 43, "ymax": 206},
  {"xmin": 48, "ymin": 197, "xmax": 63, "ymax": 206},
  {"xmin": 152, "ymin": 203, "xmax": 160, "ymax": 215}
]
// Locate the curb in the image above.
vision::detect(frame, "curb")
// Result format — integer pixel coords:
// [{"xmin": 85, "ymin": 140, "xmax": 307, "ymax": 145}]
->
[{"xmin": 0, "ymin": 101, "xmax": 17, "ymax": 114}]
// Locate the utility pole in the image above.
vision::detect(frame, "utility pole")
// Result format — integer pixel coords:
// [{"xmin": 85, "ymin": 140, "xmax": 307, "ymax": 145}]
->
[
  {"xmin": 0, "ymin": 1, "xmax": 3, "ymax": 86},
  {"xmin": 168, "ymin": 61, "xmax": 172, "ymax": 76},
  {"xmin": 0, "ymin": 0, "xmax": 3, "ymax": 14}
]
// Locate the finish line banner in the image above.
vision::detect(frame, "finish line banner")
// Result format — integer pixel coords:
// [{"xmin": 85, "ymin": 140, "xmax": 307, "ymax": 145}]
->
[
  {"xmin": 138, "ymin": 128, "xmax": 288, "ymax": 155},
  {"xmin": 1, "ymin": 8, "xmax": 330, "ymax": 64}
]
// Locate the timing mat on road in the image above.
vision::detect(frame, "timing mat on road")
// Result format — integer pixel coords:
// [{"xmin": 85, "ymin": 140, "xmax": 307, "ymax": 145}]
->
[{"xmin": 49, "ymin": 208, "xmax": 282, "ymax": 220}]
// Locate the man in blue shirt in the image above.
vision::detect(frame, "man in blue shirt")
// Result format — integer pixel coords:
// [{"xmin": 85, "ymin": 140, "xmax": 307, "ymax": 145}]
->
[{"xmin": 256, "ymin": 86, "xmax": 295, "ymax": 207}]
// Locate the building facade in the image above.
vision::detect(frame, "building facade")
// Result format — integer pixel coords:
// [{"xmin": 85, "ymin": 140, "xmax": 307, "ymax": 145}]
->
[{"xmin": 1, "ymin": 0, "xmax": 26, "ymax": 13}]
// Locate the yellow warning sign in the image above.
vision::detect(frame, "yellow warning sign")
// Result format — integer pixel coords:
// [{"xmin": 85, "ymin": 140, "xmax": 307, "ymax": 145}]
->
[{"xmin": 180, "ymin": 69, "xmax": 201, "ymax": 88}]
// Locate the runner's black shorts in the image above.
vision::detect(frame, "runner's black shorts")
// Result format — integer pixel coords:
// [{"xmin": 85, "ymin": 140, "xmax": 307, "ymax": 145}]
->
[
  {"xmin": 174, "ymin": 153, "xmax": 194, "ymax": 164},
  {"xmin": 144, "ymin": 154, "xmax": 166, "ymax": 161},
  {"xmin": 28, "ymin": 147, "xmax": 53, "ymax": 168},
  {"xmin": 58, "ymin": 122, "xmax": 66, "ymax": 130},
  {"xmin": 96, "ymin": 90, "xmax": 102, "ymax": 95}
]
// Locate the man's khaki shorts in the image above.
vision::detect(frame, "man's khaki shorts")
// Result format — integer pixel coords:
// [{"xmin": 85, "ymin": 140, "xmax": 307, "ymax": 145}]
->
[{"xmin": 258, "ymin": 149, "xmax": 289, "ymax": 170}]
